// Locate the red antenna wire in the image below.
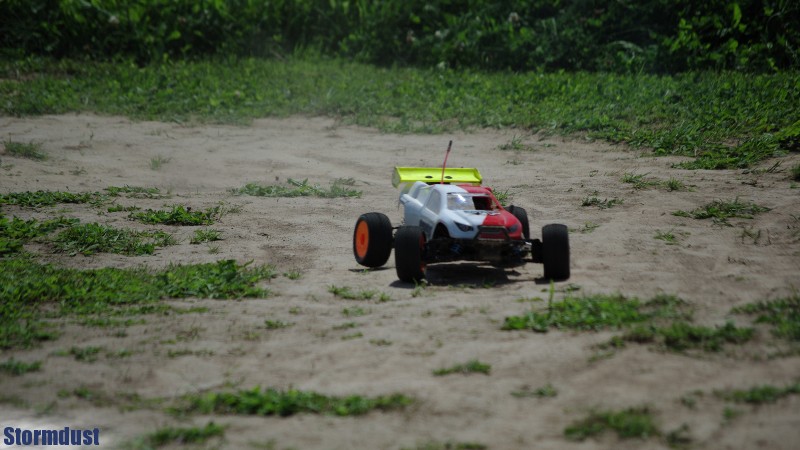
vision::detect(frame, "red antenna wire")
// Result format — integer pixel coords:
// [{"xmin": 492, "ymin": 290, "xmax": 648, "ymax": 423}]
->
[{"xmin": 440, "ymin": 140, "xmax": 452, "ymax": 184}]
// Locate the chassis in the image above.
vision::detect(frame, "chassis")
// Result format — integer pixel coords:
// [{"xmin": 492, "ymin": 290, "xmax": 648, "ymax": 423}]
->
[{"xmin": 353, "ymin": 167, "xmax": 570, "ymax": 283}]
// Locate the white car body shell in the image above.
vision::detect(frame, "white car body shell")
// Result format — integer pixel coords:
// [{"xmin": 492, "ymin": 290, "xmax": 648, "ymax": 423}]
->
[{"xmin": 399, "ymin": 181, "xmax": 513, "ymax": 241}]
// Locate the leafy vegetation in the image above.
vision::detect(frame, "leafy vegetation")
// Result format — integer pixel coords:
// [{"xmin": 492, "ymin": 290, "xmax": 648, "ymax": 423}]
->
[
  {"xmin": 105, "ymin": 185, "xmax": 165, "ymax": 199},
  {"xmin": 620, "ymin": 321, "xmax": 754, "ymax": 352},
  {"xmin": 144, "ymin": 422, "xmax": 225, "ymax": 447},
  {"xmin": 54, "ymin": 223, "xmax": 176, "ymax": 256},
  {"xmin": 1, "ymin": 58, "xmax": 797, "ymax": 169},
  {"xmin": 3, "ymin": 140, "xmax": 46, "ymax": 160},
  {"xmin": 2, "ymin": 1, "xmax": 797, "ymax": 73},
  {"xmin": 582, "ymin": 196, "xmax": 623, "ymax": 209},
  {"xmin": 403, "ymin": 442, "xmax": 487, "ymax": 450},
  {"xmin": 236, "ymin": 178, "xmax": 361, "ymax": 198},
  {"xmin": 174, "ymin": 386, "xmax": 411, "ymax": 417},
  {"xmin": 328, "ymin": 285, "xmax": 379, "ymax": 300},
  {"xmin": 432, "ymin": 360, "xmax": 491, "ymax": 376},
  {"xmin": 1, "ymin": 214, "xmax": 77, "ymax": 255},
  {"xmin": 0, "ymin": 258, "xmax": 275, "ymax": 348},
  {"xmin": 503, "ymin": 293, "xmax": 650, "ymax": 332},
  {"xmin": 0, "ymin": 358, "xmax": 41, "ymax": 375},
  {"xmin": 130, "ymin": 205, "xmax": 219, "ymax": 226},
  {"xmin": 716, "ymin": 382, "xmax": 800, "ymax": 404},
  {"xmin": 673, "ymin": 198, "xmax": 771, "ymax": 225},
  {"xmin": 511, "ymin": 383, "xmax": 557, "ymax": 398},
  {"xmin": 733, "ymin": 294, "xmax": 800, "ymax": 341},
  {"xmin": 565, "ymin": 407, "xmax": 659, "ymax": 441},
  {"xmin": 190, "ymin": 229, "xmax": 222, "ymax": 244},
  {"xmin": 0, "ymin": 190, "xmax": 104, "ymax": 207}
]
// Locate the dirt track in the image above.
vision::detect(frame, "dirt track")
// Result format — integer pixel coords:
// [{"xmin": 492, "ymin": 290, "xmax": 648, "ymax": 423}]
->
[{"xmin": 1, "ymin": 114, "xmax": 799, "ymax": 449}]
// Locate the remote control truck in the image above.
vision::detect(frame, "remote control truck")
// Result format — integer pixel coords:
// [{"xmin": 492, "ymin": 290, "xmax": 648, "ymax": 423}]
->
[{"xmin": 353, "ymin": 166, "xmax": 570, "ymax": 283}]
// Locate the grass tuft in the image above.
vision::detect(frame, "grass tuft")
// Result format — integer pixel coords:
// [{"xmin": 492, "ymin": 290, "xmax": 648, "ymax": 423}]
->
[
  {"xmin": 733, "ymin": 294, "xmax": 800, "ymax": 341},
  {"xmin": 145, "ymin": 422, "xmax": 225, "ymax": 447},
  {"xmin": 0, "ymin": 358, "xmax": 42, "ymax": 376},
  {"xmin": 715, "ymin": 382, "xmax": 800, "ymax": 405},
  {"xmin": 0, "ymin": 190, "xmax": 105, "ymax": 207},
  {"xmin": 3, "ymin": 140, "xmax": 46, "ymax": 160},
  {"xmin": 432, "ymin": 360, "xmax": 491, "ymax": 376},
  {"xmin": 190, "ymin": 229, "xmax": 222, "ymax": 244},
  {"xmin": 236, "ymin": 178, "xmax": 361, "ymax": 198},
  {"xmin": 130, "ymin": 205, "xmax": 219, "ymax": 226},
  {"xmin": 582, "ymin": 196, "xmax": 623, "ymax": 209},
  {"xmin": 673, "ymin": 198, "xmax": 770, "ymax": 225},
  {"xmin": 565, "ymin": 406, "xmax": 659, "ymax": 441},
  {"xmin": 173, "ymin": 386, "xmax": 412, "ymax": 417},
  {"xmin": 54, "ymin": 223, "xmax": 176, "ymax": 256}
]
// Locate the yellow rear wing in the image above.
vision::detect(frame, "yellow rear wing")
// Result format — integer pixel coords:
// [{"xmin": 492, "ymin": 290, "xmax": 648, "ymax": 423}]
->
[{"xmin": 392, "ymin": 167, "xmax": 482, "ymax": 188}]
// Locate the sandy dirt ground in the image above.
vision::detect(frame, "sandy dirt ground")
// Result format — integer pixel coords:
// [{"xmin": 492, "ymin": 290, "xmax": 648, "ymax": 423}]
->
[{"xmin": 1, "ymin": 114, "xmax": 799, "ymax": 450}]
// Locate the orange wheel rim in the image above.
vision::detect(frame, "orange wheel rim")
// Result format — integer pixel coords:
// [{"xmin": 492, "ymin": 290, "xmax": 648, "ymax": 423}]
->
[{"xmin": 355, "ymin": 220, "xmax": 369, "ymax": 258}]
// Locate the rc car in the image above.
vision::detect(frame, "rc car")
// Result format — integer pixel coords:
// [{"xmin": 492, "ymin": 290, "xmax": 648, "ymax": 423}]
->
[{"xmin": 352, "ymin": 165, "xmax": 570, "ymax": 283}]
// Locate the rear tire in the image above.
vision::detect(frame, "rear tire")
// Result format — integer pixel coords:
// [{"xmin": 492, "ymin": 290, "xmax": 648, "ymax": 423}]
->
[
  {"xmin": 542, "ymin": 224, "xmax": 570, "ymax": 281},
  {"xmin": 507, "ymin": 205, "xmax": 530, "ymax": 239},
  {"xmin": 395, "ymin": 226, "xmax": 426, "ymax": 283},
  {"xmin": 353, "ymin": 212, "xmax": 393, "ymax": 268}
]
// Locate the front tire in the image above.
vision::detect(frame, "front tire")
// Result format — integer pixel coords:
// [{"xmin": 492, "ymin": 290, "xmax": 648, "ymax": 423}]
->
[
  {"xmin": 507, "ymin": 205, "xmax": 530, "ymax": 239},
  {"xmin": 394, "ymin": 226, "xmax": 426, "ymax": 283},
  {"xmin": 542, "ymin": 224, "xmax": 570, "ymax": 281},
  {"xmin": 353, "ymin": 212, "xmax": 393, "ymax": 268}
]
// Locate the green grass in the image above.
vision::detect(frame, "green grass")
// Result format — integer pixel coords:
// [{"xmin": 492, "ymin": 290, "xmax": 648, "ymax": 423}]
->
[
  {"xmin": 716, "ymin": 382, "xmax": 800, "ymax": 404},
  {"xmin": 130, "ymin": 205, "xmax": 219, "ymax": 226},
  {"xmin": 173, "ymin": 386, "xmax": 412, "ymax": 417},
  {"xmin": 68, "ymin": 346, "xmax": 103, "ymax": 362},
  {"xmin": 144, "ymin": 422, "xmax": 225, "ymax": 447},
  {"xmin": 565, "ymin": 406, "xmax": 659, "ymax": 441},
  {"xmin": 0, "ymin": 190, "xmax": 105, "ymax": 207},
  {"xmin": 105, "ymin": 185, "xmax": 165, "ymax": 198},
  {"xmin": 236, "ymin": 178, "xmax": 361, "ymax": 198},
  {"xmin": 264, "ymin": 320, "xmax": 293, "ymax": 329},
  {"xmin": 503, "ymin": 293, "xmax": 653, "ymax": 332},
  {"xmin": 621, "ymin": 321, "xmax": 754, "ymax": 352},
  {"xmin": 621, "ymin": 172, "xmax": 660, "ymax": 190},
  {"xmin": 654, "ymin": 229, "xmax": 678, "ymax": 245},
  {"xmin": 3, "ymin": 140, "xmax": 46, "ymax": 160},
  {"xmin": 581, "ymin": 196, "xmax": 623, "ymax": 209},
  {"xmin": 0, "ymin": 358, "xmax": 42, "ymax": 375},
  {"xmin": 733, "ymin": 294, "xmax": 800, "ymax": 341},
  {"xmin": 190, "ymin": 229, "xmax": 222, "ymax": 244},
  {"xmin": 511, "ymin": 383, "xmax": 558, "ymax": 398},
  {"xmin": 328, "ymin": 285, "xmax": 378, "ymax": 300},
  {"xmin": 54, "ymin": 223, "xmax": 177, "ymax": 256},
  {"xmin": 673, "ymin": 198, "xmax": 771, "ymax": 225},
  {"xmin": 3, "ymin": 58, "xmax": 797, "ymax": 169},
  {"xmin": 0, "ymin": 258, "xmax": 275, "ymax": 349},
  {"xmin": 1, "ymin": 214, "xmax": 77, "ymax": 255},
  {"xmin": 403, "ymin": 442, "xmax": 487, "ymax": 450},
  {"xmin": 432, "ymin": 360, "xmax": 491, "ymax": 376},
  {"xmin": 149, "ymin": 155, "xmax": 171, "ymax": 170}
]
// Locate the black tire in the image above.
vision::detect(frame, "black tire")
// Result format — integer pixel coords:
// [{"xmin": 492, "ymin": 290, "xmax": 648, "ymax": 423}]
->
[
  {"xmin": 353, "ymin": 212, "xmax": 393, "ymax": 268},
  {"xmin": 542, "ymin": 224, "xmax": 570, "ymax": 281},
  {"xmin": 507, "ymin": 205, "xmax": 530, "ymax": 239},
  {"xmin": 394, "ymin": 226, "xmax": 426, "ymax": 283}
]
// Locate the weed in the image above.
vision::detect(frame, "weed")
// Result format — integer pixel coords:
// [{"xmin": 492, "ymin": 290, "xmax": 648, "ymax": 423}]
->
[
  {"xmin": 664, "ymin": 178, "xmax": 687, "ymax": 191},
  {"xmin": 145, "ymin": 422, "xmax": 225, "ymax": 447},
  {"xmin": 54, "ymin": 223, "xmax": 176, "ymax": 256},
  {"xmin": 493, "ymin": 188, "xmax": 511, "ymax": 206},
  {"xmin": 673, "ymin": 198, "xmax": 770, "ymax": 225},
  {"xmin": 655, "ymin": 321, "xmax": 754, "ymax": 352},
  {"xmin": 582, "ymin": 196, "xmax": 623, "ymax": 209},
  {"xmin": 190, "ymin": 229, "xmax": 222, "ymax": 244},
  {"xmin": 0, "ymin": 258, "xmax": 275, "ymax": 349},
  {"xmin": 236, "ymin": 178, "xmax": 361, "ymax": 198},
  {"xmin": 733, "ymin": 294, "xmax": 800, "ymax": 341},
  {"xmin": 342, "ymin": 307, "xmax": 367, "ymax": 317},
  {"xmin": 370, "ymin": 339, "xmax": 392, "ymax": 346},
  {"xmin": 511, "ymin": 383, "xmax": 557, "ymax": 398},
  {"xmin": 403, "ymin": 442, "xmax": 487, "ymax": 450},
  {"xmin": 173, "ymin": 386, "xmax": 412, "ymax": 417},
  {"xmin": 105, "ymin": 185, "xmax": 165, "ymax": 198},
  {"xmin": 621, "ymin": 172, "xmax": 660, "ymax": 189},
  {"xmin": 654, "ymin": 229, "xmax": 678, "ymax": 245},
  {"xmin": 665, "ymin": 424, "xmax": 692, "ymax": 448},
  {"xmin": 341, "ymin": 332, "xmax": 363, "ymax": 340},
  {"xmin": 715, "ymin": 382, "xmax": 800, "ymax": 404},
  {"xmin": 565, "ymin": 406, "xmax": 659, "ymax": 441},
  {"xmin": 576, "ymin": 222, "xmax": 600, "ymax": 233},
  {"xmin": 3, "ymin": 140, "xmax": 46, "ymax": 160},
  {"xmin": 264, "ymin": 320, "xmax": 293, "ymax": 329},
  {"xmin": 69, "ymin": 346, "xmax": 103, "ymax": 362},
  {"xmin": 1, "ymin": 214, "xmax": 77, "ymax": 255},
  {"xmin": 433, "ymin": 360, "xmax": 491, "ymax": 376},
  {"xmin": 149, "ymin": 155, "xmax": 171, "ymax": 170},
  {"xmin": 328, "ymin": 285, "xmax": 376, "ymax": 300},
  {"xmin": 791, "ymin": 163, "xmax": 800, "ymax": 181},
  {"xmin": 282, "ymin": 270, "xmax": 302, "ymax": 280},
  {"xmin": 0, "ymin": 358, "xmax": 42, "ymax": 375},
  {"xmin": 503, "ymin": 294, "xmax": 647, "ymax": 332},
  {"xmin": 106, "ymin": 204, "xmax": 140, "ymax": 213},
  {"xmin": 0, "ymin": 190, "xmax": 105, "ymax": 207},
  {"xmin": 498, "ymin": 134, "xmax": 531, "ymax": 151},
  {"xmin": 130, "ymin": 205, "xmax": 219, "ymax": 226},
  {"xmin": 333, "ymin": 322, "xmax": 358, "ymax": 330}
]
